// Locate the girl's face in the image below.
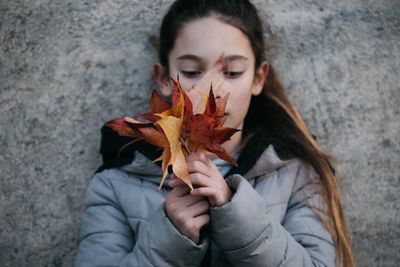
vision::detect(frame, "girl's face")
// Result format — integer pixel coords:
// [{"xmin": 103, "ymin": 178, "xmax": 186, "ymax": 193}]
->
[{"xmin": 155, "ymin": 16, "xmax": 268, "ymax": 131}]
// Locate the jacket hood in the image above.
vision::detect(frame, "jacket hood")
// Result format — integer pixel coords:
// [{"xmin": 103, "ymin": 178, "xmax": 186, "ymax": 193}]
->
[
  {"xmin": 243, "ymin": 144, "xmax": 290, "ymax": 179},
  {"xmin": 120, "ymin": 151, "xmax": 165, "ymax": 186},
  {"xmin": 97, "ymin": 124, "xmax": 291, "ymax": 187}
]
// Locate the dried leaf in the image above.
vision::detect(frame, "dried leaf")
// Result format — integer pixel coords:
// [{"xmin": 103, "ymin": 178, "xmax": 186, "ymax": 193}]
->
[
  {"xmin": 191, "ymin": 58, "xmax": 224, "ymax": 114},
  {"xmin": 106, "ymin": 117, "xmax": 148, "ymax": 138},
  {"xmin": 156, "ymin": 114, "xmax": 191, "ymax": 189},
  {"xmin": 150, "ymin": 90, "xmax": 171, "ymax": 113},
  {"xmin": 106, "ymin": 73, "xmax": 239, "ymax": 189}
]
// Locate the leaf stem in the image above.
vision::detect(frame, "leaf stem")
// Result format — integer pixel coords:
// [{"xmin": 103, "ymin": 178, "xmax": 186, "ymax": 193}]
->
[{"xmin": 180, "ymin": 137, "xmax": 190, "ymax": 155}]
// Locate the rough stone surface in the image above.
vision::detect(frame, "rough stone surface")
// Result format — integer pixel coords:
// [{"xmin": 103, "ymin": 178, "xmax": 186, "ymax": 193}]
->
[{"xmin": 0, "ymin": 0, "xmax": 398, "ymax": 266}]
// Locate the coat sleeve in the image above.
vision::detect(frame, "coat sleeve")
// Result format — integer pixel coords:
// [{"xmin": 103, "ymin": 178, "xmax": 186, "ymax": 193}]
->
[
  {"xmin": 75, "ymin": 172, "xmax": 210, "ymax": 267},
  {"xmin": 209, "ymin": 166, "xmax": 336, "ymax": 267}
]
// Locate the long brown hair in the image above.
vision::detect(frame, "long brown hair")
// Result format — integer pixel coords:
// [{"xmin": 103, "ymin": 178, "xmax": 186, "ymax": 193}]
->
[{"xmin": 158, "ymin": 0, "xmax": 354, "ymax": 266}]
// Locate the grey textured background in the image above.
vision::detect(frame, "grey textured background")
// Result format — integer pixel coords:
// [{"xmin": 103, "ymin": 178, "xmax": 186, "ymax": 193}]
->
[{"xmin": 0, "ymin": 0, "xmax": 399, "ymax": 266}]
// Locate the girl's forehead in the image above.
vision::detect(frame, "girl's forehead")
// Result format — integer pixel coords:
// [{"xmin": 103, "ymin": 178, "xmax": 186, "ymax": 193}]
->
[{"xmin": 171, "ymin": 17, "xmax": 254, "ymax": 63}]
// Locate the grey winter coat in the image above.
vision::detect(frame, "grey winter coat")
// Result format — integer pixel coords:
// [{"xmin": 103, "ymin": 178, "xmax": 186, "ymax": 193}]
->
[{"xmin": 75, "ymin": 144, "xmax": 336, "ymax": 267}]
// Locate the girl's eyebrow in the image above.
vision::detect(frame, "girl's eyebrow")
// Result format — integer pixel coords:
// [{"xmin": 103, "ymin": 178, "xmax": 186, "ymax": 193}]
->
[
  {"xmin": 223, "ymin": 55, "xmax": 248, "ymax": 62},
  {"xmin": 176, "ymin": 54, "xmax": 248, "ymax": 62},
  {"xmin": 177, "ymin": 54, "xmax": 203, "ymax": 62}
]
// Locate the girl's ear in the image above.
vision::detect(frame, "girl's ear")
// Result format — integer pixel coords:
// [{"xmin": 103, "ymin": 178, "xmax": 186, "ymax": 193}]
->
[
  {"xmin": 153, "ymin": 63, "xmax": 171, "ymax": 96},
  {"xmin": 251, "ymin": 61, "xmax": 269, "ymax": 96}
]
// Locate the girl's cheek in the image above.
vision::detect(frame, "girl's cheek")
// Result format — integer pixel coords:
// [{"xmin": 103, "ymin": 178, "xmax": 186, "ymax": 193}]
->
[
  {"xmin": 178, "ymin": 79, "xmax": 195, "ymax": 91},
  {"xmin": 171, "ymin": 74, "xmax": 195, "ymax": 90}
]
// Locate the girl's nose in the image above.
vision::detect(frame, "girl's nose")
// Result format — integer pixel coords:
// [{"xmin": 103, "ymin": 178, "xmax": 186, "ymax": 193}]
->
[{"xmin": 212, "ymin": 76, "xmax": 227, "ymax": 99}]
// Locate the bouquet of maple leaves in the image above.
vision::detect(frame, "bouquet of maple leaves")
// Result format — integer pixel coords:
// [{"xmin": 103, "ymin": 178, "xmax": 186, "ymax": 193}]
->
[{"xmin": 107, "ymin": 77, "xmax": 239, "ymax": 190}]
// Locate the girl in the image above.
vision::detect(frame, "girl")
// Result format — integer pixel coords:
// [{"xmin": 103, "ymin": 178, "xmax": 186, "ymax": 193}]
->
[{"xmin": 75, "ymin": 0, "xmax": 354, "ymax": 266}]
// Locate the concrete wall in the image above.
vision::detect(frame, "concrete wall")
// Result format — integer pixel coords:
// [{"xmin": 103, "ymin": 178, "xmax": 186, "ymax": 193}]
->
[{"xmin": 0, "ymin": 0, "xmax": 399, "ymax": 266}]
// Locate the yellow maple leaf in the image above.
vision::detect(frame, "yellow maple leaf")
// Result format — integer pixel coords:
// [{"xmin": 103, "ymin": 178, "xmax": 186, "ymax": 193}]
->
[{"xmin": 155, "ymin": 86, "xmax": 192, "ymax": 189}]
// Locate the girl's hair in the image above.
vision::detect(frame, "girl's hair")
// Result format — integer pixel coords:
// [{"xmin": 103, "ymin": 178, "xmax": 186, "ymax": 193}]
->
[{"xmin": 157, "ymin": 0, "xmax": 354, "ymax": 266}]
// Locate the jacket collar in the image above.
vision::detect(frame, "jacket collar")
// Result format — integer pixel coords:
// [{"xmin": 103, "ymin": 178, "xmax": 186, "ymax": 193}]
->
[
  {"xmin": 98, "ymin": 124, "xmax": 291, "ymax": 185},
  {"xmin": 119, "ymin": 144, "xmax": 289, "ymax": 187},
  {"xmin": 243, "ymin": 144, "xmax": 290, "ymax": 179},
  {"xmin": 120, "ymin": 151, "xmax": 165, "ymax": 185}
]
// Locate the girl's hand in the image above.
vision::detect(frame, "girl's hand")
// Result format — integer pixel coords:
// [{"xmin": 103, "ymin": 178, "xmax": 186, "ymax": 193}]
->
[
  {"xmin": 187, "ymin": 152, "xmax": 233, "ymax": 207},
  {"xmin": 165, "ymin": 176, "xmax": 210, "ymax": 244}
]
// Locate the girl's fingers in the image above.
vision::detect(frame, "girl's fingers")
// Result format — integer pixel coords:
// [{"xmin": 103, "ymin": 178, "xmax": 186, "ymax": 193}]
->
[
  {"xmin": 186, "ymin": 199, "xmax": 209, "ymax": 217},
  {"xmin": 169, "ymin": 176, "xmax": 186, "ymax": 187},
  {"xmin": 186, "ymin": 152, "xmax": 209, "ymax": 162},
  {"xmin": 186, "ymin": 152, "xmax": 212, "ymax": 164},
  {"xmin": 191, "ymin": 185, "xmax": 233, "ymax": 207},
  {"xmin": 191, "ymin": 187, "xmax": 217, "ymax": 199},
  {"xmin": 171, "ymin": 184, "xmax": 191, "ymax": 197},
  {"xmin": 194, "ymin": 213, "xmax": 210, "ymax": 229},
  {"xmin": 189, "ymin": 172, "xmax": 212, "ymax": 188},
  {"xmin": 187, "ymin": 152, "xmax": 219, "ymax": 171},
  {"xmin": 170, "ymin": 170, "xmax": 215, "ymax": 189},
  {"xmin": 186, "ymin": 159, "xmax": 212, "ymax": 176},
  {"xmin": 179, "ymin": 193, "xmax": 207, "ymax": 207},
  {"xmin": 169, "ymin": 173, "xmax": 192, "ymax": 188}
]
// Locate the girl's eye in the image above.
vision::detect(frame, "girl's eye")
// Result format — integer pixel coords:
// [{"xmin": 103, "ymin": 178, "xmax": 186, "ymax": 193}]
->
[
  {"xmin": 224, "ymin": 71, "xmax": 243, "ymax": 79},
  {"xmin": 181, "ymin": 70, "xmax": 202, "ymax": 78}
]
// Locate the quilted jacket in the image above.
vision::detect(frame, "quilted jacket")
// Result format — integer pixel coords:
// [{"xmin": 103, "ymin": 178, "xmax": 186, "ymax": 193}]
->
[{"xmin": 75, "ymin": 144, "xmax": 335, "ymax": 267}]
